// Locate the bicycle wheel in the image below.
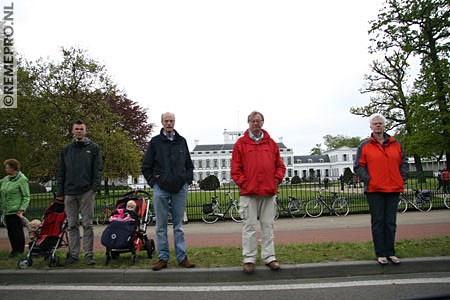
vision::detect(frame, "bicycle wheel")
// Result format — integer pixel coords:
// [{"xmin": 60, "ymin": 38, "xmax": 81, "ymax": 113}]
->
[
  {"xmin": 332, "ymin": 198, "xmax": 349, "ymax": 216},
  {"xmin": 289, "ymin": 199, "xmax": 306, "ymax": 218},
  {"xmin": 201, "ymin": 205, "xmax": 220, "ymax": 224},
  {"xmin": 444, "ymin": 194, "xmax": 450, "ymax": 209},
  {"xmin": 230, "ymin": 204, "xmax": 243, "ymax": 223},
  {"xmin": 274, "ymin": 203, "xmax": 280, "ymax": 220},
  {"xmin": 397, "ymin": 195, "xmax": 408, "ymax": 213},
  {"xmin": 415, "ymin": 199, "xmax": 432, "ymax": 212},
  {"xmin": 305, "ymin": 199, "xmax": 323, "ymax": 218}
]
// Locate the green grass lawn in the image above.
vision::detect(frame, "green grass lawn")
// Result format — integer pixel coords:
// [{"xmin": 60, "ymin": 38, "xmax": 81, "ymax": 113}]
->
[{"xmin": 1, "ymin": 236, "xmax": 448, "ymax": 269}]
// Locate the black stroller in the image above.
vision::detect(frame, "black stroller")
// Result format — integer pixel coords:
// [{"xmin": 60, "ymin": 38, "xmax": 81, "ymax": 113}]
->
[
  {"xmin": 101, "ymin": 190, "xmax": 155, "ymax": 264},
  {"xmin": 18, "ymin": 199, "xmax": 68, "ymax": 268}
]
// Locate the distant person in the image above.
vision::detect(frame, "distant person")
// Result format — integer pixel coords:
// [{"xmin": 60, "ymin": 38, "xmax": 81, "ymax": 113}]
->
[
  {"xmin": 142, "ymin": 112, "xmax": 195, "ymax": 271},
  {"xmin": 57, "ymin": 119, "xmax": 102, "ymax": 266},
  {"xmin": 354, "ymin": 113, "xmax": 408, "ymax": 265},
  {"xmin": 0, "ymin": 159, "xmax": 31, "ymax": 257},
  {"xmin": 436, "ymin": 170, "xmax": 443, "ymax": 191},
  {"xmin": 442, "ymin": 167, "xmax": 449, "ymax": 194},
  {"xmin": 231, "ymin": 111, "xmax": 286, "ymax": 274},
  {"xmin": 339, "ymin": 174, "xmax": 344, "ymax": 191},
  {"xmin": 324, "ymin": 176, "xmax": 329, "ymax": 189}
]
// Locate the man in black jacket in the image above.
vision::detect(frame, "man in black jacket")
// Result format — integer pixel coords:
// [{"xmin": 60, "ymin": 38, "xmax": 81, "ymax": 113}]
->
[
  {"xmin": 57, "ymin": 120, "xmax": 102, "ymax": 266},
  {"xmin": 142, "ymin": 112, "xmax": 195, "ymax": 271}
]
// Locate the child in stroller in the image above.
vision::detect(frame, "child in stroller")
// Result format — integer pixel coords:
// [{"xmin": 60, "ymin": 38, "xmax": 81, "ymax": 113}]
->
[
  {"xmin": 108, "ymin": 200, "xmax": 138, "ymax": 222},
  {"xmin": 18, "ymin": 199, "xmax": 68, "ymax": 268},
  {"xmin": 101, "ymin": 190, "xmax": 155, "ymax": 264}
]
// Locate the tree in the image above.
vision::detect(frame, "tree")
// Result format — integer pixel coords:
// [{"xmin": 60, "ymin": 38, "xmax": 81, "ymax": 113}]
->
[
  {"xmin": 0, "ymin": 48, "xmax": 151, "ymax": 187},
  {"xmin": 199, "ymin": 175, "xmax": 220, "ymax": 191},
  {"xmin": 309, "ymin": 144, "xmax": 322, "ymax": 155},
  {"xmin": 322, "ymin": 135, "xmax": 364, "ymax": 150},
  {"xmin": 351, "ymin": 0, "xmax": 449, "ymax": 173}
]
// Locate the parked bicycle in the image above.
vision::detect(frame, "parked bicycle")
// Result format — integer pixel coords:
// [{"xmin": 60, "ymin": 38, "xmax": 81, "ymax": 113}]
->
[
  {"xmin": 398, "ymin": 189, "xmax": 432, "ymax": 213},
  {"xmin": 201, "ymin": 191, "xmax": 243, "ymax": 224},
  {"xmin": 274, "ymin": 195, "xmax": 306, "ymax": 220},
  {"xmin": 305, "ymin": 189, "xmax": 349, "ymax": 218},
  {"xmin": 95, "ymin": 199, "xmax": 114, "ymax": 225},
  {"xmin": 445, "ymin": 194, "xmax": 450, "ymax": 209}
]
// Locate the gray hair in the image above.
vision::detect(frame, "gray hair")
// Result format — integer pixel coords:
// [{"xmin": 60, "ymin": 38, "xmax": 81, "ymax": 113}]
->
[
  {"xmin": 369, "ymin": 113, "xmax": 386, "ymax": 124},
  {"xmin": 247, "ymin": 111, "xmax": 264, "ymax": 123}
]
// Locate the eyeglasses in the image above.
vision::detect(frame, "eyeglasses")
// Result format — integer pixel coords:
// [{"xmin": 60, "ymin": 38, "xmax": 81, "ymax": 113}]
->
[{"xmin": 249, "ymin": 120, "xmax": 263, "ymax": 124}]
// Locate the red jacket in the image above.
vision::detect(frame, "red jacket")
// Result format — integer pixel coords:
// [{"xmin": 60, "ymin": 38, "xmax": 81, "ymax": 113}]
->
[
  {"xmin": 354, "ymin": 133, "xmax": 409, "ymax": 193},
  {"xmin": 231, "ymin": 129, "xmax": 286, "ymax": 196}
]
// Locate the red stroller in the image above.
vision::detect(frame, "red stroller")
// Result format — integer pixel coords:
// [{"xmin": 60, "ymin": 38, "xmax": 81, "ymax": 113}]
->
[{"xmin": 18, "ymin": 199, "xmax": 68, "ymax": 268}]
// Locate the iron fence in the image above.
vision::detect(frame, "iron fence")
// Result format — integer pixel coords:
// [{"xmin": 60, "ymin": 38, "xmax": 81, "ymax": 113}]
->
[{"xmin": 10, "ymin": 175, "xmax": 447, "ymax": 223}]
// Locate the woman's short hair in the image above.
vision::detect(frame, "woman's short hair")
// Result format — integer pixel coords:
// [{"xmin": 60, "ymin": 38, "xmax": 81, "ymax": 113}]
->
[{"xmin": 3, "ymin": 159, "xmax": 20, "ymax": 171}]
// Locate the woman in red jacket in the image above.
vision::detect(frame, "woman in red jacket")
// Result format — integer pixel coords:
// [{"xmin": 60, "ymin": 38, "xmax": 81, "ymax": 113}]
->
[{"xmin": 354, "ymin": 113, "xmax": 409, "ymax": 265}]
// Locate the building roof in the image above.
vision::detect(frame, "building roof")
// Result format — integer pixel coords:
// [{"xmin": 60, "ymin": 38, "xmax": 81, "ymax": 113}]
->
[
  {"xmin": 193, "ymin": 142, "xmax": 288, "ymax": 152},
  {"xmin": 294, "ymin": 155, "xmax": 330, "ymax": 163}
]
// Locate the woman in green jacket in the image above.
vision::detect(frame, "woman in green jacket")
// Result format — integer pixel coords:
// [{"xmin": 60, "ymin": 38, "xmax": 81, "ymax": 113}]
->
[{"xmin": 0, "ymin": 159, "xmax": 31, "ymax": 257}]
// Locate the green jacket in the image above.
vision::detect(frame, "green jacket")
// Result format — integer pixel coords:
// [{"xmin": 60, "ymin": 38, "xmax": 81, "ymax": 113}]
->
[{"xmin": 0, "ymin": 171, "xmax": 31, "ymax": 216}]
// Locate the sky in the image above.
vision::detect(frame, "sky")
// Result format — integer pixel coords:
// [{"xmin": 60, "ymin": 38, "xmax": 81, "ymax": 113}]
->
[{"xmin": 14, "ymin": 0, "xmax": 385, "ymax": 154}]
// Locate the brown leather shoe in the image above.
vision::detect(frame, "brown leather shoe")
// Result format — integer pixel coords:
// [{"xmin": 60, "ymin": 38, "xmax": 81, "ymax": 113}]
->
[
  {"xmin": 266, "ymin": 260, "xmax": 280, "ymax": 271},
  {"xmin": 179, "ymin": 256, "xmax": 195, "ymax": 268},
  {"xmin": 243, "ymin": 262, "xmax": 254, "ymax": 274},
  {"xmin": 152, "ymin": 259, "xmax": 168, "ymax": 271}
]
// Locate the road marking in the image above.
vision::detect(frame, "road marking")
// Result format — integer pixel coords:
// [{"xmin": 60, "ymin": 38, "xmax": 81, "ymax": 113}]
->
[{"xmin": 1, "ymin": 277, "xmax": 449, "ymax": 291}]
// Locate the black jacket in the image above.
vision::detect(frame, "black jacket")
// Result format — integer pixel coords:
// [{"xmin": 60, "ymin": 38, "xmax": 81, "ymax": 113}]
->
[
  {"xmin": 56, "ymin": 138, "xmax": 102, "ymax": 196},
  {"xmin": 141, "ymin": 129, "xmax": 194, "ymax": 193}
]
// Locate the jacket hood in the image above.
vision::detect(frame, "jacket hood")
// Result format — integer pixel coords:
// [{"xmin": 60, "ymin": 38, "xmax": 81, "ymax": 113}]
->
[{"xmin": 71, "ymin": 137, "xmax": 93, "ymax": 146}]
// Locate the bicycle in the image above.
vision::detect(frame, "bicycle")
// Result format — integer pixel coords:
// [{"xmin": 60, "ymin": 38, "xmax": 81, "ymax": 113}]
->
[
  {"xmin": 201, "ymin": 191, "xmax": 243, "ymax": 224},
  {"xmin": 305, "ymin": 189, "xmax": 349, "ymax": 218},
  {"xmin": 96, "ymin": 199, "xmax": 113, "ymax": 225},
  {"xmin": 274, "ymin": 195, "xmax": 306, "ymax": 220},
  {"xmin": 445, "ymin": 194, "xmax": 450, "ymax": 209},
  {"xmin": 398, "ymin": 189, "xmax": 432, "ymax": 213}
]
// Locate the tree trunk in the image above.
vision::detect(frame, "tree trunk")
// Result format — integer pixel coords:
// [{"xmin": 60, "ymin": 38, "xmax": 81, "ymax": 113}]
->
[{"xmin": 413, "ymin": 155, "xmax": 425, "ymax": 185}]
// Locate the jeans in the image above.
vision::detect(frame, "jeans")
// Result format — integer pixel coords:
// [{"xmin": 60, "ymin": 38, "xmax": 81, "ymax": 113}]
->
[
  {"xmin": 239, "ymin": 195, "xmax": 276, "ymax": 264},
  {"xmin": 367, "ymin": 192, "xmax": 399, "ymax": 257},
  {"xmin": 153, "ymin": 183, "xmax": 188, "ymax": 262},
  {"xmin": 65, "ymin": 189, "xmax": 95, "ymax": 260}
]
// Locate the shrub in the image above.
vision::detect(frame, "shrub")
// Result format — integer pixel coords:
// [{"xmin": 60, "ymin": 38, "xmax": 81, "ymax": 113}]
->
[{"xmin": 199, "ymin": 175, "xmax": 220, "ymax": 191}]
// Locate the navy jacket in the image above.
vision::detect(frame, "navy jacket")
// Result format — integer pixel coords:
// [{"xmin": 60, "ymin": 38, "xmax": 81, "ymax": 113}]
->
[{"xmin": 141, "ymin": 129, "xmax": 194, "ymax": 193}]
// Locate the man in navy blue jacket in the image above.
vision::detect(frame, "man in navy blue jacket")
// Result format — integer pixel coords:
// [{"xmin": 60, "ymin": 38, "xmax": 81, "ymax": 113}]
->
[{"xmin": 142, "ymin": 112, "xmax": 194, "ymax": 271}]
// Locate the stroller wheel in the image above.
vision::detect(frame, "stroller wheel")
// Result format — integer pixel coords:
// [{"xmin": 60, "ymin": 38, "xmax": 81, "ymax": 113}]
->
[
  {"xmin": 48, "ymin": 255, "xmax": 60, "ymax": 267},
  {"xmin": 18, "ymin": 257, "xmax": 32, "ymax": 269},
  {"xmin": 131, "ymin": 254, "xmax": 137, "ymax": 265},
  {"xmin": 144, "ymin": 239, "xmax": 155, "ymax": 259}
]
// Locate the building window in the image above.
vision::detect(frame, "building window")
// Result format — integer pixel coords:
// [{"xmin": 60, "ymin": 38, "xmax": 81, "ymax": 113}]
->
[
  {"xmin": 221, "ymin": 159, "xmax": 226, "ymax": 168},
  {"xmin": 206, "ymin": 159, "xmax": 210, "ymax": 168},
  {"xmin": 343, "ymin": 154, "xmax": 348, "ymax": 161},
  {"xmin": 213, "ymin": 159, "xmax": 218, "ymax": 168},
  {"xmin": 287, "ymin": 157, "xmax": 292, "ymax": 166},
  {"xmin": 198, "ymin": 160, "xmax": 203, "ymax": 168}
]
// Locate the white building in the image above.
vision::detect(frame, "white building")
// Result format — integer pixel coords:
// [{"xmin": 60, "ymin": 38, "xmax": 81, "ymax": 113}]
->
[{"xmin": 190, "ymin": 130, "xmax": 355, "ymax": 184}]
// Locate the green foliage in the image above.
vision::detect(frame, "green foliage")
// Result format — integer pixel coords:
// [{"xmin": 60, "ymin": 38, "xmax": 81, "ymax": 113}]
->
[
  {"xmin": 199, "ymin": 175, "xmax": 220, "ymax": 191},
  {"xmin": 322, "ymin": 135, "xmax": 363, "ymax": 150},
  {"xmin": 309, "ymin": 144, "xmax": 322, "ymax": 155},
  {"xmin": 343, "ymin": 167, "xmax": 354, "ymax": 184},
  {"xmin": 351, "ymin": 0, "xmax": 449, "ymax": 168},
  {"xmin": 0, "ymin": 47, "xmax": 150, "ymax": 184},
  {"xmin": 290, "ymin": 175, "xmax": 302, "ymax": 184}
]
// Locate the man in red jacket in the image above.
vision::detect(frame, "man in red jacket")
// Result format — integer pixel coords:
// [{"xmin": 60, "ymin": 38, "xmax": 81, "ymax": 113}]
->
[
  {"xmin": 354, "ymin": 113, "xmax": 409, "ymax": 266},
  {"xmin": 231, "ymin": 111, "xmax": 286, "ymax": 274}
]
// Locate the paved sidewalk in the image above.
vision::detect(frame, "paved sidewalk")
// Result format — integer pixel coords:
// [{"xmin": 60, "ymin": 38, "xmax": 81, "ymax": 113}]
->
[{"xmin": 0, "ymin": 210, "xmax": 449, "ymax": 284}]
